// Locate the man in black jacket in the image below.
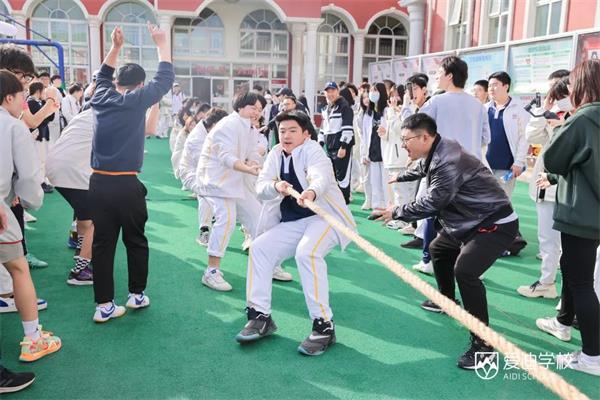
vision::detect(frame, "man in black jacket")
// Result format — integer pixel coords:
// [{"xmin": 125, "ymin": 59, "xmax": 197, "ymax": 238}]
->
[
  {"xmin": 375, "ymin": 113, "xmax": 518, "ymax": 370},
  {"xmin": 318, "ymin": 81, "xmax": 355, "ymax": 203}
]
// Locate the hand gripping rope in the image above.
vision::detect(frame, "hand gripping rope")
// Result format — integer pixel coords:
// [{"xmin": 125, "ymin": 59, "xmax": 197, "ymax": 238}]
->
[{"xmin": 286, "ymin": 187, "xmax": 589, "ymax": 400}]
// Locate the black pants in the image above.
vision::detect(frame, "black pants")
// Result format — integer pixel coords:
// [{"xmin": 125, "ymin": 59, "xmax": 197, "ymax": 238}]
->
[
  {"xmin": 326, "ymin": 146, "xmax": 353, "ymax": 204},
  {"xmin": 556, "ymin": 233, "xmax": 599, "ymax": 356},
  {"xmin": 9, "ymin": 204, "xmax": 27, "ymax": 255},
  {"xmin": 89, "ymin": 174, "xmax": 149, "ymax": 304},
  {"xmin": 429, "ymin": 220, "xmax": 518, "ymax": 328}
]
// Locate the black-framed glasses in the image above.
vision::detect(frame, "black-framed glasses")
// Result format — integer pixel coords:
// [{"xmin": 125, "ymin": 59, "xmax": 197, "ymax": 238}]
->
[
  {"xmin": 400, "ymin": 135, "xmax": 419, "ymax": 145},
  {"xmin": 10, "ymin": 69, "xmax": 35, "ymax": 83}
]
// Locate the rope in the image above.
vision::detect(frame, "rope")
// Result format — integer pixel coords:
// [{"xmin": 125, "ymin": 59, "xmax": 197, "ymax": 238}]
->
[{"xmin": 287, "ymin": 188, "xmax": 589, "ymax": 400}]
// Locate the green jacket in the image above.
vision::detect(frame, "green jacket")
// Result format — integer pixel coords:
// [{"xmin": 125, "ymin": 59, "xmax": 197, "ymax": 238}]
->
[{"xmin": 544, "ymin": 102, "xmax": 600, "ymax": 240}]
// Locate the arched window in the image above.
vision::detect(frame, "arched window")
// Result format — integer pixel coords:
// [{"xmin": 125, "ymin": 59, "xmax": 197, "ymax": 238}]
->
[
  {"xmin": 317, "ymin": 13, "xmax": 350, "ymax": 91},
  {"xmin": 173, "ymin": 8, "xmax": 224, "ymax": 58},
  {"xmin": 104, "ymin": 2, "xmax": 157, "ymax": 75},
  {"xmin": 239, "ymin": 9, "xmax": 287, "ymax": 59},
  {"xmin": 30, "ymin": 0, "xmax": 89, "ymax": 83},
  {"xmin": 363, "ymin": 15, "xmax": 408, "ymax": 76}
]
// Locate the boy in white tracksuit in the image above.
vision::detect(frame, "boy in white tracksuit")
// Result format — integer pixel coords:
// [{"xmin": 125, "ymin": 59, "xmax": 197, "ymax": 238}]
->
[
  {"xmin": 235, "ymin": 110, "xmax": 356, "ymax": 356},
  {"xmin": 195, "ymin": 93, "xmax": 264, "ymax": 291},
  {"xmin": 178, "ymin": 108, "xmax": 228, "ymax": 245}
]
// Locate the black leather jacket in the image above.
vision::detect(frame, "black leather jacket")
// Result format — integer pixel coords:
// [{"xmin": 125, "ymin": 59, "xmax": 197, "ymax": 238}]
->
[{"xmin": 393, "ymin": 136, "xmax": 514, "ymax": 241}]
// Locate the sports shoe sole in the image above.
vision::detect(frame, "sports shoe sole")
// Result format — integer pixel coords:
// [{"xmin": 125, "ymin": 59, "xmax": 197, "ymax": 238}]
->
[
  {"xmin": 0, "ymin": 377, "xmax": 35, "ymax": 393},
  {"xmin": 235, "ymin": 326, "xmax": 277, "ymax": 343},
  {"xmin": 93, "ymin": 309, "xmax": 127, "ymax": 323},
  {"xmin": 66, "ymin": 278, "xmax": 93, "ymax": 286},
  {"xmin": 421, "ymin": 304, "xmax": 443, "ymax": 313},
  {"xmin": 297, "ymin": 337, "xmax": 336, "ymax": 356},
  {"xmin": 201, "ymin": 275, "xmax": 233, "ymax": 292},
  {"xmin": 19, "ymin": 341, "xmax": 62, "ymax": 363},
  {"xmin": 272, "ymin": 274, "xmax": 293, "ymax": 282},
  {"xmin": 536, "ymin": 320, "xmax": 571, "ymax": 342},
  {"xmin": 516, "ymin": 289, "xmax": 558, "ymax": 299},
  {"xmin": 126, "ymin": 300, "xmax": 150, "ymax": 309}
]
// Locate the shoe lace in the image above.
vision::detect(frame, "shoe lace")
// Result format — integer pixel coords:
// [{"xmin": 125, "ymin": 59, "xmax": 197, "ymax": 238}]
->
[{"xmin": 529, "ymin": 280, "xmax": 542, "ymax": 290}]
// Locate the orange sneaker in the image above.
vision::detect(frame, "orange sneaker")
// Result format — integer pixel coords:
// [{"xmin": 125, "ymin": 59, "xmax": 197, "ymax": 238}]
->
[{"xmin": 19, "ymin": 327, "xmax": 62, "ymax": 362}]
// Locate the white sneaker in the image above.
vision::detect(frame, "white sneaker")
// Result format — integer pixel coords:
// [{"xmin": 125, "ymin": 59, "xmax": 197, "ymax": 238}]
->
[
  {"xmin": 536, "ymin": 317, "xmax": 571, "ymax": 341},
  {"xmin": 273, "ymin": 265, "xmax": 292, "ymax": 282},
  {"xmin": 93, "ymin": 301, "xmax": 126, "ymax": 323},
  {"xmin": 361, "ymin": 201, "xmax": 371, "ymax": 210},
  {"xmin": 516, "ymin": 281, "xmax": 558, "ymax": 298},
  {"xmin": 126, "ymin": 292, "xmax": 150, "ymax": 309},
  {"xmin": 400, "ymin": 224, "xmax": 416, "ymax": 236},
  {"xmin": 23, "ymin": 211, "xmax": 37, "ymax": 223},
  {"xmin": 412, "ymin": 260, "xmax": 434, "ymax": 275},
  {"xmin": 202, "ymin": 268, "xmax": 233, "ymax": 291},
  {"xmin": 386, "ymin": 220, "xmax": 407, "ymax": 230},
  {"xmin": 0, "ymin": 296, "xmax": 47, "ymax": 313},
  {"xmin": 556, "ymin": 351, "xmax": 600, "ymax": 377},
  {"xmin": 196, "ymin": 229, "xmax": 210, "ymax": 247}
]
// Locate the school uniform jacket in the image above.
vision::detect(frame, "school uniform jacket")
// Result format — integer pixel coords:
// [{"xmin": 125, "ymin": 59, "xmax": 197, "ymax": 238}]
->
[
  {"xmin": 484, "ymin": 99, "xmax": 530, "ymax": 169},
  {"xmin": 195, "ymin": 112, "xmax": 261, "ymax": 199},
  {"xmin": 254, "ymin": 139, "xmax": 356, "ymax": 249},
  {"xmin": 0, "ymin": 107, "xmax": 44, "ymax": 244},
  {"xmin": 179, "ymin": 121, "xmax": 208, "ymax": 193}
]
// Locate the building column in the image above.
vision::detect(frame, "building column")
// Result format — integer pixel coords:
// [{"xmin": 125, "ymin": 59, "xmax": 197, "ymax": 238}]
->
[
  {"xmin": 89, "ymin": 16, "xmax": 102, "ymax": 74},
  {"xmin": 158, "ymin": 15, "xmax": 174, "ymax": 56},
  {"xmin": 289, "ymin": 23, "xmax": 305, "ymax": 96},
  {"xmin": 12, "ymin": 11, "xmax": 27, "ymax": 40},
  {"xmin": 304, "ymin": 21, "xmax": 319, "ymax": 118},
  {"xmin": 352, "ymin": 31, "xmax": 365, "ymax": 83},
  {"xmin": 400, "ymin": 0, "xmax": 426, "ymax": 56}
]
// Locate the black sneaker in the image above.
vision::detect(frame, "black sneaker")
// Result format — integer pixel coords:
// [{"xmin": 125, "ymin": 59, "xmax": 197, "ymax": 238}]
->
[
  {"xmin": 457, "ymin": 337, "xmax": 496, "ymax": 370},
  {"xmin": 420, "ymin": 298, "xmax": 461, "ymax": 314},
  {"xmin": 235, "ymin": 307, "xmax": 277, "ymax": 343},
  {"xmin": 401, "ymin": 237, "xmax": 424, "ymax": 249},
  {"xmin": 298, "ymin": 318, "xmax": 336, "ymax": 356},
  {"xmin": 0, "ymin": 367, "xmax": 35, "ymax": 394}
]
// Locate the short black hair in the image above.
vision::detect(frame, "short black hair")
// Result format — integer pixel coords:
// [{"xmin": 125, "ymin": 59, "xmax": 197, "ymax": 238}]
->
[
  {"xmin": 344, "ymin": 83, "xmax": 358, "ymax": 96},
  {"xmin": 0, "ymin": 44, "xmax": 36, "ymax": 75},
  {"xmin": 275, "ymin": 110, "xmax": 311, "ymax": 132},
  {"xmin": 198, "ymin": 103, "xmax": 211, "ymax": 113},
  {"xmin": 408, "ymin": 75, "xmax": 428, "ymax": 89},
  {"xmin": 401, "ymin": 113, "xmax": 438, "ymax": 136},
  {"xmin": 232, "ymin": 92, "xmax": 265, "ymax": 112},
  {"xmin": 116, "ymin": 63, "xmax": 146, "ymax": 87},
  {"xmin": 252, "ymin": 84, "xmax": 263, "ymax": 92},
  {"xmin": 488, "ymin": 71, "xmax": 511, "ymax": 91},
  {"xmin": 339, "ymin": 87, "xmax": 354, "ymax": 107},
  {"xmin": 204, "ymin": 107, "xmax": 228, "ymax": 130},
  {"xmin": 0, "ymin": 69, "xmax": 24, "ymax": 102},
  {"xmin": 440, "ymin": 56, "xmax": 468, "ymax": 88},
  {"xmin": 474, "ymin": 79, "xmax": 488, "ymax": 92},
  {"xmin": 29, "ymin": 81, "xmax": 44, "ymax": 96},
  {"xmin": 547, "ymin": 77, "xmax": 570, "ymax": 102},
  {"xmin": 68, "ymin": 83, "xmax": 83, "ymax": 94},
  {"xmin": 547, "ymin": 69, "xmax": 570, "ymax": 81},
  {"xmin": 50, "ymin": 74, "xmax": 62, "ymax": 82},
  {"xmin": 38, "ymin": 71, "xmax": 50, "ymax": 79},
  {"xmin": 410, "ymin": 73, "xmax": 429, "ymax": 83}
]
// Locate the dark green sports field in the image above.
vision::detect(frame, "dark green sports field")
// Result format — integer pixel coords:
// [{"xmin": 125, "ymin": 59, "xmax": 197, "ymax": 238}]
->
[{"xmin": 1, "ymin": 139, "xmax": 598, "ymax": 399}]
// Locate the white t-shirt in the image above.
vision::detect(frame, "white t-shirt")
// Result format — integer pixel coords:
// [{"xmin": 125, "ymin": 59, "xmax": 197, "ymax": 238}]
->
[{"xmin": 46, "ymin": 109, "xmax": 93, "ymax": 190}]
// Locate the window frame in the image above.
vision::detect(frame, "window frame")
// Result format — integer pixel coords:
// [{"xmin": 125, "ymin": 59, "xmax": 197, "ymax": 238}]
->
[
  {"xmin": 317, "ymin": 13, "xmax": 351, "ymax": 91},
  {"xmin": 238, "ymin": 9, "xmax": 288, "ymax": 60},
  {"xmin": 363, "ymin": 15, "xmax": 409, "ymax": 74}
]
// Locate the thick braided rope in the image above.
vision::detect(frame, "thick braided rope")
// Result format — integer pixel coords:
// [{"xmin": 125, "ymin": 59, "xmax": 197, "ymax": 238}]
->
[{"xmin": 288, "ymin": 188, "xmax": 589, "ymax": 400}]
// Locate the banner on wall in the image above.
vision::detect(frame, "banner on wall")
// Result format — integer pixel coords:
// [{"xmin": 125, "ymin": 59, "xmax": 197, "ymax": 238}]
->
[
  {"xmin": 508, "ymin": 38, "xmax": 572, "ymax": 94},
  {"xmin": 368, "ymin": 61, "xmax": 392, "ymax": 84},
  {"xmin": 420, "ymin": 55, "xmax": 450, "ymax": 90},
  {"xmin": 391, "ymin": 58, "xmax": 420, "ymax": 85},
  {"xmin": 460, "ymin": 48, "xmax": 505, "ymax": 89},
  {"xmin": 575, "ymin": 31, "xmax": 600, "ymax": 64}
]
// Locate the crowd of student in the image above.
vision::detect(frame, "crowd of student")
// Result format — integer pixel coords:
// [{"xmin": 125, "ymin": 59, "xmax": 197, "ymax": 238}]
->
[{"xmin": 0, "ymin": 21, "xmax": 598, "ymax": 395}]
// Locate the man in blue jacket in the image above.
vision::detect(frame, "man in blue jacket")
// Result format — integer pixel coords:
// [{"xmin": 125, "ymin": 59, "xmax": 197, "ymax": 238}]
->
[{"xmin": 89, "ymin": 24, "xmax": 174, "ymax": 323}]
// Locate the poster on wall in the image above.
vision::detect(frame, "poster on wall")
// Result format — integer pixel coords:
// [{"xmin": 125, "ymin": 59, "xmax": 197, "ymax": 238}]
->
[
  {"xmin": 368, "ymin": 61, "xmax": 392, "ymax": 84},
  {"xmin": 420, "ymin": 55, "xmax": 451, "ymax": 90},
  {"xmin": 508, "ymin": 38, "xmax": 572, "ymax": 94},
  {"xmin": 575, "ymin": 31, "xmax": 600, "ymax": 63},
  {"xmin": 460, "ymin": 48, "xmax": 505, "ymax": 89},
  {"xmin": 391, "ymin": 58, "xmax": 419, "ymax": 85}
]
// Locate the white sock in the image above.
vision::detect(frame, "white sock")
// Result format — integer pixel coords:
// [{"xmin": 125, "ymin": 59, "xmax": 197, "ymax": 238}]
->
[
  {"xmin": 581, "ymin": 352, "xmax": 600, "ymax": 364},
  {"xmin": 99, "ymin": 301, "xmax": 113, "ymax": 310},
  {"xmin": 22, "ymin": 319, "xmax": 40, "ymax": 341},
  {"xmin": 206, "ymin": 266, "xmax": 218, "ymax": 275}
]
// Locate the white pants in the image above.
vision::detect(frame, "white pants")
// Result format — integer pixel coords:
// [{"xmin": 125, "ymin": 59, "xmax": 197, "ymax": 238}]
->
[
  {"xmin": 247, "ymin": 215, "xmax": 337, "ymax": 321},
  {"xmin": 536, "ymin": 201, "xmax": 561, "ymax": 285},
  {"xmin": 386, "ymin": 167, "xmax": 418, "ymax": 207},
  {"xmin": 361, "ymin": 162, "xmax": 372, "ymax": 206},
  {"xmin": 48, "ymin": 122, "xmax": 60, "ymax": 148},
  {"xmin": 205, "ymin": 196, "xmax": 261, "ymax": 258},
  {"xmin": 35, "ymin": 140, "xmax": 48, "ymax": 177},
  {"xmin": 492, "ymin": 169, "xmax": 517, "ymax": 198},
  {"xmin": 368, "ymin": 161, "xmax": 389, "ymax": 209},
  {"xmin": 0, "ymin": 264, "xmax": 13, "ymax": 294},
  {"xmin": 197, "ymin": 196, "xmax": 213, "ymax": 229},
  {"xmin": 414, "ymin": 178, "xmax": 428, "ymax": 239}
]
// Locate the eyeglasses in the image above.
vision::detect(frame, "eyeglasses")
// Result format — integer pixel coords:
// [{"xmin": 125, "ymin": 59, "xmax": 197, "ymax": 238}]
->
[
  {"xmin": 400, "ymin": 135, "xmax": 420, "ymax": 145},
  {"xmin": 10, "ymin": 70, "xmax": 35, "ymax": 83}
]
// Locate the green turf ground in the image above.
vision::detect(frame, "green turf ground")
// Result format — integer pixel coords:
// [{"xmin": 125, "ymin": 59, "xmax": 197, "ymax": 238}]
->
[{"xmin": 1, "ymin": 139, "xmax": 598, "ymax": 399}]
